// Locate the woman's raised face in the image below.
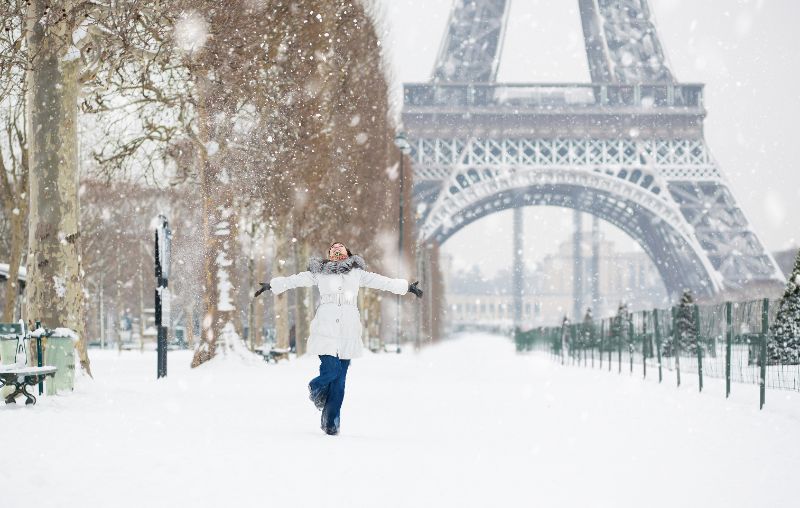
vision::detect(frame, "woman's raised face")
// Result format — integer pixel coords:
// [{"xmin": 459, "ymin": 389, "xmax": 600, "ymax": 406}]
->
[{"xmin": 329, "ymin": 243, "xmax": 349, "ymax": 261}]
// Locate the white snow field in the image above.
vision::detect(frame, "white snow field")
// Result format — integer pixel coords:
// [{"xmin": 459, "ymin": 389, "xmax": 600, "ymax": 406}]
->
[{"xmin": 3, "ymin": 332, "xmax": 800, "ymax": 508}]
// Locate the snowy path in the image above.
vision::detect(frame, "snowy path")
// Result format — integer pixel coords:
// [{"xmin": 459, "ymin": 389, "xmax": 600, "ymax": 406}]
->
[{"xmin": 4, "ymin": 333, "xmax": 799, "ymax": 508}]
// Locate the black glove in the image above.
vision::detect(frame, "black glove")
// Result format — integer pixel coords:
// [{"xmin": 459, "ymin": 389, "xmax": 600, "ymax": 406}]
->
[
  {"xmin": 254, "ymin": 282, "xmax": 271, "ymax": 298},
  {"xmin": 408, "ymin": 281, "xmax": 423, "ymax": 298}
]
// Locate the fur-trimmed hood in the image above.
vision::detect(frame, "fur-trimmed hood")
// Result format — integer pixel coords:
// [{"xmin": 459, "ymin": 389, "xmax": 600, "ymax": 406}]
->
[{"xmin": 308, "ymin": 255, "xmax": 366, "ymax": 275}]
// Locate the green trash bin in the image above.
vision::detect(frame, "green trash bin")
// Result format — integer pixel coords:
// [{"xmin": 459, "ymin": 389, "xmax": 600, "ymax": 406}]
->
[
  {"xmin": 45, "ymin": 335, "xmax": 75, "ymax": 395},
  {"xmin": 0, "ymin": 323, "xmax": 23, "ymax": 364},
  {"xmin": 0, "ymin": 336, "xmax": 18, "ymax": 365}
]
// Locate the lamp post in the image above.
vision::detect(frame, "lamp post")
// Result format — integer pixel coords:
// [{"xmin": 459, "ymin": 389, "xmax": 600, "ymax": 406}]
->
[
  {"xmin": 394, "ymin": 132, "xmax": 411, "ymax": 353},
  {"xmin": 155, "ymin": 214, "xmax": 172, "ymax": 378}
]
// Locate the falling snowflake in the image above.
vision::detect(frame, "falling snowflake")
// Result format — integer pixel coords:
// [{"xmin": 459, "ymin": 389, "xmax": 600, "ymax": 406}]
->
[{"xmin": 175, "ymin": 11, "xmax": 209, "ymax": 55}]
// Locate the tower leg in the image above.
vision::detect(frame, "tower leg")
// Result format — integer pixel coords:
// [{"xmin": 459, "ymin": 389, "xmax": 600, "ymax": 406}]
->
[
  {"xmin": 573, "ymin": 210, "xmax": 583, "ymax": 320},
  {"xmin": 591, "ymin": 215, "xmax": 601, "ymax": 315},
  {"xmin": 512, "ymin": 208, "xmax": 524, "ymax": 328}
]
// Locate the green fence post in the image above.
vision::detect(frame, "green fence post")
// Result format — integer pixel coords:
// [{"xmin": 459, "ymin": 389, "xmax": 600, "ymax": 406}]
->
[
  {"xmin": 694, "ymin": 304, "xmax": 703, "ymax": 393},
  {"xmin": 555, "ymin": 328, "xmax": 560, "ymax": 359},
  {"xmin": 569, "ymin": 325, "xmax": 573, "ymax": 365},
  {"xmin": 642, "ymin": 310, "xmax": 647, "ymax": 379},
  {"xmin": 725, "ymin": 302, "xmax": 732, "ymax": 398},
  {"xmin": 558, "ymin": 328, "xmax": 562, "ymax": 362},
  {"xmin": 580, "ymin": 324, "xmax": 585, "ymax": 367},
  {"xmin": 607, "ymin": 320, "xmax": 612, "ymax": 372},
  {"xmin": 654, "ymin": 309, "xmax": 663, "ymax": 383},
  {"xmin": 673, "ymin": 306, "xmax": 681, "ymax": 388},
  {"xmin": 571, "ymin": 325, "xmax": 577, "ymax": 365},
  {"xmin": 582, "ymin": 323, "xmax": 587, "ymax": 367},
  {"xmin": 617, "ymin": 319, "xmax": 622, "ymax": 374},
  {"xmin": 569, "ymin": 325, "xmax": 574, "ymax": 364},
  {"xmin": 608, "ymin": 321, "xmax": 614, "ymax": 372},
  {"xmin": 555, "ymin": 328, "xmax": 559, "ymax": 359},
  {"xmin": 628, "ymin": 318, "xmax": 635, "ymax": 374},
  {"xmin": 564, "ymin": 325, "xmax": 569, "ymax": 365},
  {"xmin": 599, "ymin": 321, "xmax": 604, "ymax": 370},
  {"xmin": 557, "ymin": 328, "xmax": 561, "ymax": 359},
  {"xmin": 760, "ymin": 298, "xmax": 769, "ymax": 410},
  {"xmin": 584, "ymin": 331, "xmax": 588, "ymax": 367}
]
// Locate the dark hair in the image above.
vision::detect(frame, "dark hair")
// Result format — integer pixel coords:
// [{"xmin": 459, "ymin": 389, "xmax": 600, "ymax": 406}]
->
[{"xmin": 329, "ymin": 242, "xmax": 353, "ymax": 257}]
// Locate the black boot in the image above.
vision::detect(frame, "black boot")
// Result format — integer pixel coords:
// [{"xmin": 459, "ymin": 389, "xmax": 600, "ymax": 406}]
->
[{"xmin": 320, "ymin": 408, "xmax": 339, "ymax": 435}]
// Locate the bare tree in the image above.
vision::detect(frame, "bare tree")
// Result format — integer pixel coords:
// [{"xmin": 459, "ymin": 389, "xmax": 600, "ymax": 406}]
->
[
  {"xmin": 0, "ymin": 3, "xmax": 28, "ymax": 321},
  {"xmin": 22, "ymin": 0, "xmax": 93, "ymax": 373},
  {"xmin": 16, "ymin": 0, "xmax": 169, "ymax": 374},
  {"xmin": 80, "ymin": 180, "xmax": 204, "ymax": 346}
]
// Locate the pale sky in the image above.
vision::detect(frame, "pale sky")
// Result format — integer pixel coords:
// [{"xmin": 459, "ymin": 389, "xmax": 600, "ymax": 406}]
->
[{"xmin": 380, "ymin": 0, "xmax": 799, "ymax": 276}]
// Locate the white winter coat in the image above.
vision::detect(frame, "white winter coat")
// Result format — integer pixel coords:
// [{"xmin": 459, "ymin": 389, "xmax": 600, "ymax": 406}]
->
[{"xmin": 269, "ymin": 255, "xmax": 407, "ymax": 359}]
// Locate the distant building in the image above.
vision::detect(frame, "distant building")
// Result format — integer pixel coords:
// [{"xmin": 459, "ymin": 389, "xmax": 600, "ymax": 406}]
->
[
  {"xmin": 534, "ymin": 237, "xmax": 668, "ymax": 319},
  {"xmin": 444, "ymin": 236, "xmax": 668, "ymax": 328},
  {"xmin": 447, "ymin": 293, "xmax": 544, "ymax": 328}
]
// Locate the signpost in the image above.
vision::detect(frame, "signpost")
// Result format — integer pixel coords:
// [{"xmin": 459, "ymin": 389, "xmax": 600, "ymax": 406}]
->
[{"xmin": 155, "ymin": 215, "xmax": 172, "ymax": 379}]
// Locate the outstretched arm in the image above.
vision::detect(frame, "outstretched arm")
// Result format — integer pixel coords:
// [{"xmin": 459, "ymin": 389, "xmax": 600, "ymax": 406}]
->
[
  {"xmin": 269, "ymin": 271, "xmax": 316, "ymax": 295},
  {"xmin": 359, "ymin": 271, "xmax": 408, "ymax": 295}
]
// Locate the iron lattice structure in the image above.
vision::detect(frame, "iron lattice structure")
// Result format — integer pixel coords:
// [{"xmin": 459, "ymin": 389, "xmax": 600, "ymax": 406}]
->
[{"xmin": 403, "ymin": 0, "xmax": 782, "ymax": 298}]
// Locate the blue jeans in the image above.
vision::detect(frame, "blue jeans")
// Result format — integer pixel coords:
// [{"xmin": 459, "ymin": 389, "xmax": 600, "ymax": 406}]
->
[{"xmin": 308, "ymin": 355, "xmax": 351, "ymax": 434}]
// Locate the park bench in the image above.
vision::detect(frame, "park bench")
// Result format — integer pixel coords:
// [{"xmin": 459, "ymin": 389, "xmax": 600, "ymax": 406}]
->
[
  {"xmin": 1, "ymin": 322, "xmax": 59, "ymax": 405},
  {"xmin": 383, "ymin": 343, "xmax": 401, "ymax": 354},
  {"xmin": 0, "ymin": 365, "xmax": 57, "ymax": 405},
  {"xmin": 268, "ymin": 348, "xmax": 290, "ymax": 362},
  {"xmin": 254, "ymin": 346, "xmax": 291, "ymax": 363}
]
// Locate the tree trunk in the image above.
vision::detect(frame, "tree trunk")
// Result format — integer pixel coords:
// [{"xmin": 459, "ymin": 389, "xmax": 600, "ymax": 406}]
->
[
  {"xmin": 184, "ymin": 301, "xmax": 195, "ymax": 349},
  {"xmin": 115, "ymin": 261, "xmax": 122, "ymax": 352},
  {"xmin": 294, "ymin": 242, "xmax": 310, "ymax": 356},
  {"xmin": 429, "ymin": 242, "xmax": 445, "ymax": 342},
  {"xmin": 273, "ymin": 232, "xmax": 290, "ymax": 351},
  {"xmin": 139, "ymin": 257, "xmax": 146, "ymax": 352},
  {"xmin": 193, "ymin": 171, "xmax": 238, "ymax": 363},
  {"xmin": 247, "ymin": 252, "xmax": 256, "ymax": 351},
  {"xmin": 253, "ymin": 241, "xmax": 266, "ymax": 350},
  {"xmin": 192, "ymin": 88, "xmax": 239, "ymax": 367},
  {"xmin": 245, "ymin": 221, "xmax": 260, "ymax": 351},
  {"xmin": 2, "ymin": 208, "xmax": 26, "ymax": 321},
  {"xmin": 25, "ymin": 0, "xmax": 91, "ymax": 375}
]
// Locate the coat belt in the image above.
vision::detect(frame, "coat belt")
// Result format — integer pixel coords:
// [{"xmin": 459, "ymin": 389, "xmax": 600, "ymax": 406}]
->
[{"xmin": 319, "ymin": 294, "xmax": 357, "ymax": 307}]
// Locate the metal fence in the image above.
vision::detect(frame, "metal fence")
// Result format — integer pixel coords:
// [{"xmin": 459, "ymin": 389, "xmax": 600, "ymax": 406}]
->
[{"xmin": 514, "ymin": 298, "xmax": 799, "ymax": 409}]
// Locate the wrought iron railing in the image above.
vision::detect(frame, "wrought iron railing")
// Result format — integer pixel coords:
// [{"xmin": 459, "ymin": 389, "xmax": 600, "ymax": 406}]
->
[
  {"xmin": 403, "ymin": 82, "xmax": 704, "ymax": 110},
  {"xmin": 514, "ymin": 297, "xmax": 797, "ymax": 409}
]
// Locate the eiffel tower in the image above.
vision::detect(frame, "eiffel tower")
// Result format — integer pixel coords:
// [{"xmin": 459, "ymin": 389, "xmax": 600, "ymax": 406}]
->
[{"xmin": 403, "ymin": 0, "xmax": 783, "ymax": 321}]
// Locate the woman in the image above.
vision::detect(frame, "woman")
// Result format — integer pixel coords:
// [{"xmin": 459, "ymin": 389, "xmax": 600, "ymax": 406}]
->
[{"xmin": 255, "ymin": 242, "xmax": 423, "ymax": 435}]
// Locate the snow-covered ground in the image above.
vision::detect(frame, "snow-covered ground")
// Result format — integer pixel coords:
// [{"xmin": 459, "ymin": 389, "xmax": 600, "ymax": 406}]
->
[{"xmin": 4, "ymin": 332, "xmax": 799, "ymax": 508}]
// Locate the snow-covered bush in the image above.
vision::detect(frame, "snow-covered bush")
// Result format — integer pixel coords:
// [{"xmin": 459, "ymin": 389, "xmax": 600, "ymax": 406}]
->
[{"xmin": 769, "ymin": 249, "xmax": 800, "ymax": 364}]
